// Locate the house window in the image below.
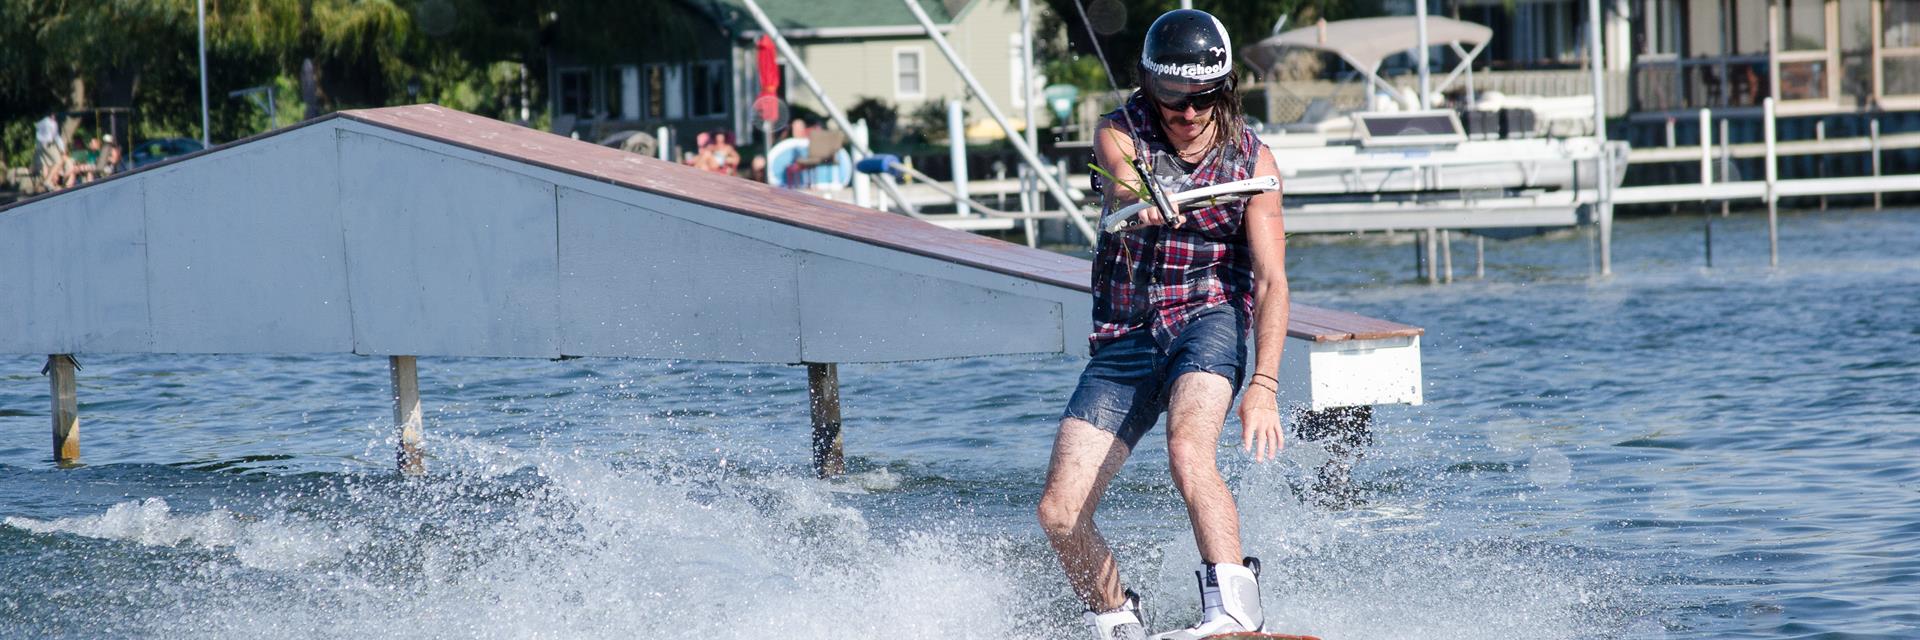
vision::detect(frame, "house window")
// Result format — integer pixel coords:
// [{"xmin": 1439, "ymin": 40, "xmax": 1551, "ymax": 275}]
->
[
  {"xmin": 1840, "ymin": 0, "xmax": 1872, "ymax": 104},
  {"xmin": 645, "ymin": 65, "xmax": 667, "ymax": 119},
  {"xmin": 557, "ymin": 68, "xmax": 591, "ymax": 118},
  {"xmin": 1731, "ymin": 0, "xmax": 1767, "ymax": 55},
  {"xmin": 1782, "ymin": 0, "xmax": 1826, "ymax": 52},
  {"xmin": 896, "ymin": 48, "xmax": 924, "ymax": 99},
  {"xmin": 1511, "ymin": 1, "xmax": 1578, "ymax": 65},
  {"xmin": 618, "ymin": 65, "xmax": 640, "ymax": 121},
  {"xmin": 690, "ymin": 61, "xmax": 728, "ymax": 118},
  {"xmin": 1887, "ymin": 0, "xmax": 1920, "ymax": 48},
  {"xmin": 1884, "ymin": 0, "xmax": 1920, "ymax": 95},
  {"xmin": 645, "ymin": 64, "xmax": 686, "ymax": 119},
  {"xmin": 1642, "ymin": 0, "xmax": 1681, "ymax": 57}
]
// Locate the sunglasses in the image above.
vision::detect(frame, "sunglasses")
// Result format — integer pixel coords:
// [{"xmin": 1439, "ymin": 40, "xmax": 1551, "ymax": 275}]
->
[{"xmin": 1148, "ymin": 80, "xmax": 1226, "ymax": 112}]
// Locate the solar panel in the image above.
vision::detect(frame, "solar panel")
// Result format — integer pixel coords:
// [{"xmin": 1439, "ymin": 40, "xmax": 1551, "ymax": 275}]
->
[{"xmin": 1355, "ymin": 111, "xmax": 1466, "ymax": 147}]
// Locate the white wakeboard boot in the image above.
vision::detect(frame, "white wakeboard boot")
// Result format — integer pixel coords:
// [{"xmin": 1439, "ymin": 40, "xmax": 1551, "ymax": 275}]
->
[
  {"xmin": 1084, "ymin": 589, "xmax": 1148, "ymax": 640},
  {"xmin": 1148, "ymin": 558, "xmax": 1264, "ymax": 640}
]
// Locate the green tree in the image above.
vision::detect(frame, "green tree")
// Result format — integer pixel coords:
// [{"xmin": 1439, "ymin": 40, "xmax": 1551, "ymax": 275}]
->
[{"xmin": 1032, "ymin": 0, "xmax": 1371, "ymax": 91}]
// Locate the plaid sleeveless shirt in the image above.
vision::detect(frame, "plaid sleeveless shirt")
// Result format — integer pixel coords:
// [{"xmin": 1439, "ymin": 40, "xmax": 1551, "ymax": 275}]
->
[{"xmin": 1087, "ymin": 91, "xmax": 1264, "ymax": 351}]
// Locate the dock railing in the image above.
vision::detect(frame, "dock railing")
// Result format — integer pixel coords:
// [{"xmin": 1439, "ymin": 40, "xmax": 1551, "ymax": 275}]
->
[{"xmin": 1617, "ymin": 98, "xmax": 1920, "ymax": 266}]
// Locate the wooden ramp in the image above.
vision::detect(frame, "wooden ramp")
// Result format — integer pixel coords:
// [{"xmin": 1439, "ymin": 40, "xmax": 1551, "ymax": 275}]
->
[{"xmin": 0, "ymin": 105, "xmax": 1421, "ymax": 471}]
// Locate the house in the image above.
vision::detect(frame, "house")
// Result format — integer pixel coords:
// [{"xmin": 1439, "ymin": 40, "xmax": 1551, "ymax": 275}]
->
[
  {"xmin": 1447, "ymin": 0, "xmax": 1920, "ymax": 120},
  {"xmin": 546, "ymin": 0, "xmax": 1047, "ymax": 154}
]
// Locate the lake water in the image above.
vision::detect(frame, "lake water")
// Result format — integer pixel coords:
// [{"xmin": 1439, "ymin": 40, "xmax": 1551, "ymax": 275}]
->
[{"xmin": 1, "ymin": 208, "xmax": 1916, "ymax": 639}]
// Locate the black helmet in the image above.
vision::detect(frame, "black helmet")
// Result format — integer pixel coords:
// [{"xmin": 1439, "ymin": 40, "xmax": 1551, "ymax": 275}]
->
[{"xmin": 1139, "ymin": 9, "xmax": 1233, "ymax": 84}]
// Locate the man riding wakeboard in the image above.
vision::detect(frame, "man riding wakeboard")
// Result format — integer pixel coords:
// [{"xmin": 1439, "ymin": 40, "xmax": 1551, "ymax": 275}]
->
[{"xmin": 1037, "ymin": 8, "xmax": 1290, "ymax": 640}]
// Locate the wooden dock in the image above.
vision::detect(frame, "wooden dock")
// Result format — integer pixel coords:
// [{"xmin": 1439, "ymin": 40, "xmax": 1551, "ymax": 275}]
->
[{"xmin": 0, "ymin": 105, "xmax": 1423, "ymax": 475}]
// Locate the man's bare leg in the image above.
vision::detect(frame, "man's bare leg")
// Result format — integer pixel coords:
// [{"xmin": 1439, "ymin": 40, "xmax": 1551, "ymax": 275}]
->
[
  {"xmin": 1038, "ymin": 417, "xmax": 1134, "ymax": 610},
  {"xmin": 1164, "ymin": 372, "xmax": 1241, "ymax": 563}
]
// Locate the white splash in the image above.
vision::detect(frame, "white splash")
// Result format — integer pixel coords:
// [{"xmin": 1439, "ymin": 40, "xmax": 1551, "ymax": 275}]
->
[{"xmin": 5, "ymin": 497, "xmax": 364, "ymax": 571}]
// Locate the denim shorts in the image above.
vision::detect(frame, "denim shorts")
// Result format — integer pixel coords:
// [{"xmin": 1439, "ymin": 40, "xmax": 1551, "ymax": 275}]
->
[{"xmin": 1062, "ymin": 306, "xmax": 1248, "ymax": 448}]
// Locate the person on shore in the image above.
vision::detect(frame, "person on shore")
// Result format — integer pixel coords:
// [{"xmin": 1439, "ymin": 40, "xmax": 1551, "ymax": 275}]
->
[
  {"xmin": 1035, "ymin": 9, "xmax": 1287, "ymax": 640},
  {"xmin": 704, "ymin": 130, "xmax": 740, "ymax": 177},
  {"xmin": 98, "ymin": 134, "xmax": 122, "ymax": 176},
  {"xmin": 746, "ymin": 154, "xmax": 768, "ymax": 183},
  {"xmin": 31, "ymin": 115, "xmax": 74, "ymax": 192},
  {"xmin": 689, "ymin": 131, "xmax": 714, "ymax": 169}
]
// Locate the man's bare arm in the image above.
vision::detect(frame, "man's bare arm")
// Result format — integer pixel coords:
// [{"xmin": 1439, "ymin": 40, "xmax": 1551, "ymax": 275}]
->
[{"xmin": 1238, "ymin": 145, "xmax": 1288, "ymax": 460}]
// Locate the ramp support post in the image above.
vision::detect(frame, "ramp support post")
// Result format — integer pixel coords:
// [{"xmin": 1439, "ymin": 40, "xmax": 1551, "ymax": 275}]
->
[
  {"xmin": 807, "ymin": 362, "xmax": 845, "ymax": 478},
  {"xmin": 47, "ymin": 355, "xmax": 79, "ymax": 465},
  {"xmin": 1294, "ymin": 405, "xmax": 1373, "ymax": 506},
  {"xmin": 391, "ymin": 355, "xmax": 425, "ymax": 475}
]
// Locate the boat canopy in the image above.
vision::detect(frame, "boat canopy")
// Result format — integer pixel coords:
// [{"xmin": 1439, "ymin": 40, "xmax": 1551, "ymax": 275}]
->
[{"xmin": 1242, "ymin": 16, "xmax": 1492, "ymax": 75}]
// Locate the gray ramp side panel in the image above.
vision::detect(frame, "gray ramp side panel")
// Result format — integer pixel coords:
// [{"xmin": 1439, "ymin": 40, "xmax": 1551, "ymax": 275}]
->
[
  {"xmin": 797, "ymin": 254, "xmax": 1065, "ymax": 362},
  {"xmin": 0, "ymin": 179, "xmax": 151, "ymax": 353},
  {"xmin": 338, "ymin": 130, "xmax": 561, "ymax": 358},
  {"xmin": 144, "ymin": 125, "xmax": 353, "ymax": 353},
  {"xmin": 552, "ymin": 175, "xmax": 1091, "ymax": 363},
  {"xmin": 510, "ymin": 171, "xmax": 1090, "ymax": 297},
  {"xmin": 335, "ymin": 119, "xmax": 1087, "ymax": 362},
  {"xmin": 557, "ymin": 187, "xmax": 803, "ymax": 362}
]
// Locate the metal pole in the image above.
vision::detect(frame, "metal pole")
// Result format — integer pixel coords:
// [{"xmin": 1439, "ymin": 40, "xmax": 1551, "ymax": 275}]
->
[
  {"xmin": 1475, "ymin": 236, "xmax": 1485, "ymax": 278},
  {"xmin": 1701, "ymin": 104, "xmax": 1713, "ymax": 268},
  {"xmin": 1719, "ymin": 117, "xmax": 1731, "ymax": 217},
  {"xmin": 852, "ymin": 119, "xmax": 873, "ymax": 208},
  {"xmin": 1765, "ymin": 97, "xmax": 1779, "ymax": 267},
  {"xmin": 1022, "ymin": 166, "xmax": 1039, "ymax": 247},
  {"xmin": 1816, "ymin": 119, "xmax": 1827, "ymax": 211},
  {"xmin": 197, "ymin": 0, "xmax": 210, "ymax": 147},
  {"xmin": 738, "ymin": 0, "xmax": 922, "ymax": 217},
  {"xmin": 899, "ymin": 0, "xmax": 1098, "ymax": 244},
  {"xmin": 1872, "ymin": 117, "xmax": 1883, "ymax": 210},
  {"xmin": 1699, "ymin": 108, "xmax": 1712, "ymax": 186},
  {"xmin": 1465, "ymin": 55, "xmax": 1476, "ymax": 108},
  {"xmin": 1425, "ymin": 229, "xmax": 1440, "ymax": 284},
  {"xmin": 1021, "ymin": 0, "xmax": 1039, "ymax": 213},
  {"xmin": 1588, "ymin": 0, "xmax": 1612, "ymax": 276},
  {"xmin": 1412, "ymin": 231, "xmax": 1424, "ymax": 280},
  {"xmin": 948, "ymin": 100, "xmax": 971, "ymax": 216},
  {"xmin": 1704, "ymin": 202, "xmax": 1714, "ymax": 268},
  {"xmin": 1416, "ymin": 0, "xmax": 1431, "ymax": 110}
]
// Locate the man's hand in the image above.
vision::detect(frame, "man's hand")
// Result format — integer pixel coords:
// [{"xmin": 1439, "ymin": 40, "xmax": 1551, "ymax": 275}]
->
[
  {"xmin": 1238, "ymin": 388, "xmax": 1284, "ymax": 461},
  {"xmin": 1129, "ymin": 208, "xmax": 1187, "ymax": 229}
]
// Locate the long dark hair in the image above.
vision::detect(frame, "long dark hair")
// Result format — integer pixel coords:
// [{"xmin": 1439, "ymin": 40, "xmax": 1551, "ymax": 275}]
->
[{"xmin": 1205, "ymin": 74, "xmax": 1245, "ymax": 158}]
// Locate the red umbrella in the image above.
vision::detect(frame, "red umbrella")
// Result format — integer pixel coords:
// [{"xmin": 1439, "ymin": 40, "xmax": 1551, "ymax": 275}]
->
[
  {"xmin": 756, "ymin": 35, "xmax": 780, "ymax": 97},
  {"xmin": 753, "ymin": 35, "xmax": 786, "ymax": 129}
]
